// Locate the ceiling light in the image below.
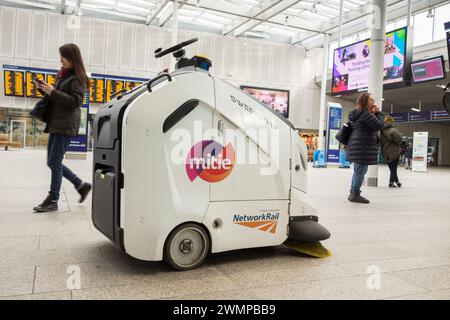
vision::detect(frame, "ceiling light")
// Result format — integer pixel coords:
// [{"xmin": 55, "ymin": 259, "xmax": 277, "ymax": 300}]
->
[
  {"xmin": 411, "ymin": 107, "xmax": 421, "ymax": 112},
  {"xmin": 427, "ymin": 7, "xmax": 434, "ymax": 19}
]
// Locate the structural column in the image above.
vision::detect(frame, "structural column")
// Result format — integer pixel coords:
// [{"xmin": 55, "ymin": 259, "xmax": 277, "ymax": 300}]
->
[
  {"xmin": 366, "ymin": 0, "xmax": 387, "ymax": 187},
  {"xmin": 170, "ymin": 0, "xmax": 179, "ymax": 71},
  {"xmin": 318, "ymin": 33, "xmax": 330, "ymax": 153}
]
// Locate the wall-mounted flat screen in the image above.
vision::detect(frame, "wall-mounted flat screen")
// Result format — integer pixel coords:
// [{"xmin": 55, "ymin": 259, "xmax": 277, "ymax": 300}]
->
[
  {"xmin": 105, "ymin": 79, "xmax": 125, "ymax": 102},
  {"xmin": 25, "ymin": 71, "xmax": 46, "ymax": 98},
  {"xmin": 332, "ymin": 27, "xmax": 409, "ymax": 95},
  {"xmin": 411, "ymin": 56, "xmax": 446, "ymax": 84},
  {"xmin": 240, "ymin": 86, "xmax": 290, "ymax": 118}
]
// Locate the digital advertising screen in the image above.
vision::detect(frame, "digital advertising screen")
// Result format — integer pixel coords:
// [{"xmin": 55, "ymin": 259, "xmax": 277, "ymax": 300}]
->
[
  {"xmin": 411, "ymin": 56, "xmax": 446, "ymax": 84},
  {"xmin": 89, "ymin": 77, "xmax": 105, "ymax": 103},
  {"xmin": 332, "ymin": 27, "xmax": 409, "ymax": 95},
  {"xmin": 3, "ymin": 69, "xmax": 24, "ymax": 97},
  {"xmin": 240, "ymin": 86, "xmax": 290, "ymax": 118}
]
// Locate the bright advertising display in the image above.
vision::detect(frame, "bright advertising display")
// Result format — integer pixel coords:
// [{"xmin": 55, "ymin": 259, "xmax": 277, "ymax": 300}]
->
[
  {"xmin": 412, "ymin": 132, "xmax": 429, "ymax": 173},
  {"xmin": 411, "ymin": 56, "xmax": 446, "ymax": 84},
  {"xmin": 240, "ymin": 86, "xmax": 290, "ymax": 118},
  {"xmin": 67, "ymin": 92, "xmax": 90, "ymax": 153},
  {"xmin": 332, "ymin": 28, "xmax": 408, "ymax": 95},
  {"xmin": 326, "ymin": 102, "xmax": 343, "ymax": 164}
]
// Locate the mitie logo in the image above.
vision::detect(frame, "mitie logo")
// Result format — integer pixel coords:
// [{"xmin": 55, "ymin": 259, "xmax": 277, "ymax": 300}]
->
[
  {"xmin": 233, "ymin": 212, "xmax": 280, "ymax": 234},
  {"xmin": 186, "ymin": 140, "xmax": 235, "ymax": 183}
]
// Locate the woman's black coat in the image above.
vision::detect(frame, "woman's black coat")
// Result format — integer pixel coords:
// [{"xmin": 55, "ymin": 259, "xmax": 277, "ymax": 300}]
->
[
  {"xmin": 44, "ymin": 71, "xmax": 85, "ymax": 137},
  {"xmin": 347, "ymin": 108, "xmax": 385, "ymax": 165}
]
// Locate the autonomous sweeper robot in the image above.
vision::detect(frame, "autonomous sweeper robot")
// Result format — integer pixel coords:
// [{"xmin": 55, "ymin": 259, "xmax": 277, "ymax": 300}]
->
[{"xmin": 92, "ymin": 38, "xmax": 331, "ymax": 270}]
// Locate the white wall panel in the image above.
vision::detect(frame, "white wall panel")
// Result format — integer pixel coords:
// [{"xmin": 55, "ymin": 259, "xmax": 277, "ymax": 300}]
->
[
  {"xmin": 291, "ymin": 88, "xmax": 303, "ymax": 128},
  {"xmin": 248, "ymin": 40, "xmax": 260, "ymax": 83},
  {"xmin": 91, "ymin": 19, "xmax": 107, "ymax": 67},
  {"xmin": 105, "ymin": 21, "xmax": 121, "ymax": 69},
  {"xmin": 14, "ymin": 10, "xmax": 32, "ymax": 60},
  {"xmin": 212, "ymin": 35, "xmax": 225, "ymax": 78},
  {"xmin": 301, "ymin": 88, "xmax": 315, "ymax": 129},
  {"xmin": 133, "ymin": 25, "xmax": 148, "ymax": 71},
  {"xmin": 292, "ymin": 46, "xmax": 304, "ymax": 87},
  {"xmin": 30, "ymin": 12, "xmax": 48, "ymax": 61},
  {"xmin": 62, "ymin": 15, "xmax": 78, "ymax": 45},
  {"xmin": 46, "ymin": 14, "xmax": 62, "ymax": 63},
  {"xmin": 78, "ymin": 17, "xmax": 92, "ymax": 66},
  {"xmin": 270, "ymin": 44, "xmax": 282, "ymax": 85},
  {"xmin": 161, "ymin": 29, "xmax": 172, "ymax": 70},
  {"xmin": 259, "ymin": 41, "xmax": 273, "ymax": 84},
  {"xmin": 119, "ymin": 22, "xmax": 134, "ymax": 69},
  {"xmin": 0, "ymin": 7, "xmax": 16, "ymax": 58},
  {"xmin": 236, "ymin": 40, "xmax": 249, "ymax": 81},
  {"xmin": 0, "ymin": 57, "xmax": 13, "ymax": 107},
  {"xmin": 200, "ymin": 33, "xmax": 213, "ymax": 62},
  {"xmin": 148, "ymin": 27, "xmax": 161, "ymax": 72},
  {"xmin": 281, "ymin": 45, "xmax": 293, "ymax": 86},
  {"xmin": 223, "ymin": 37, "xmax": 237, "ymax": 81}
]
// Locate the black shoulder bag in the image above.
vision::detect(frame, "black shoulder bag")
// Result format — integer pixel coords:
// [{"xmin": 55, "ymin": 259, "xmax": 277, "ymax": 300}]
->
[
  {"xmin": 335, "ymin": 121, "xmax": 352, "ymax": 146},
  {"xmin": 30, "ymin": 95, "xmax": 50, "ymax": 123}
]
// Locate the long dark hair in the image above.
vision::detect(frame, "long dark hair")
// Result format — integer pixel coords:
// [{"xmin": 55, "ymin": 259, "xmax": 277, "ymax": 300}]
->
[
  {"xmin": 58, "ymin": 43, "xmax": 90, "ymax": 89},
  {"xmin": 355, "ymin": 92, "xmax": 373, "ymax": 111}
]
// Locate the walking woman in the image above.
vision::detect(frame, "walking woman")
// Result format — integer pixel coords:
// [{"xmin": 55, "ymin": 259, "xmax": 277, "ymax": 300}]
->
[
  {"xmin": 347, "ymin": 93, "xmax": 385, "ymax": 204},
  {"xmin": 380, "ymin": 115, "xmax": 404, "ymax": 188},
  {"xmin": 33, "ymin": 43, "xmax": 92, "ymax": 212}
]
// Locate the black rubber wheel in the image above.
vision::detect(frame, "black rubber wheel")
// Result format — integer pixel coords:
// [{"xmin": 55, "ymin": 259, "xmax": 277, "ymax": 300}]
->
[{"xmin": 163, "ymin": 223, "xmax": 210, "ymax": 271}]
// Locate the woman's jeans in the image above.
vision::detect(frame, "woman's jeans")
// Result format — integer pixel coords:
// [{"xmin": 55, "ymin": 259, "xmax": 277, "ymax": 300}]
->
[
  {"xmin": 351, "ymin": 163, "xmax": 369, "ymax": 193},
  {"xmin": 388, "ymin": 160, "xmax": 399, "ymax": 183},
  {"xmin": 47, "ymin": 133, "xmax": 82, "ymax": 201}
]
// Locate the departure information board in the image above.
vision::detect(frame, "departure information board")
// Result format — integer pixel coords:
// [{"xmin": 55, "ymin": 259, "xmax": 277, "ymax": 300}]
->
[
  {"xmin": 89, "ymin": 77, "xmax": 105, "ymax": 103},
  {"xmin": 3, "ymin": 64, "xmax": 148, "ymax": 103},
  {"xmin": 47, "ymin": 73, "xmax": 57, "ymax": 86},
  {"xmin": 3, "ymin": 69, "xmax": 24, "ymax": 97},
  {"xmin": 25, "ymin": 71, "xmax": 46, "ymax": 98},
  {"xmin": 105, "ymin": 79, "xmax": 125, "ymax": 102},
  {"xmin": 125, "ymin": 80, "xmax": 143, "ymax": 91}
]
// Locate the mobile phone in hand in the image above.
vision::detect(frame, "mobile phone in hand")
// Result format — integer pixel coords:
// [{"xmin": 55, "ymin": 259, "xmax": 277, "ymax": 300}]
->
[{"xmin": 33, "ymin": 77, "xmax": 45, "ymax": 85}]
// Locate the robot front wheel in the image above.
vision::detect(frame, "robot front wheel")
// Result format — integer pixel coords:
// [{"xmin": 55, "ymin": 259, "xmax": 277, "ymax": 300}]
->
[{"xmin": 163, "ymin": 223, "xmax": 210, "ymax": 271}]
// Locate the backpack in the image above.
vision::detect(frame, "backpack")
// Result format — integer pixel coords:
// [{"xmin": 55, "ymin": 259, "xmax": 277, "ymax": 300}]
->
[{"xmin": 381, "ymin": 128, "xmax": 401, "ymax": 162}]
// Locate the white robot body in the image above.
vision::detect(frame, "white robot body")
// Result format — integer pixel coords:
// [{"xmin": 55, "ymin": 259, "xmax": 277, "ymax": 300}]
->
[{"xmin": 92, "ymin": 41, "xmax": 329, "ymax": 269}]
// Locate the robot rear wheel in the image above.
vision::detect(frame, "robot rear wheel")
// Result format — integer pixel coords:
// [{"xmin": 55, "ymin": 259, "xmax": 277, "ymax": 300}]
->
[{"xmin": 163, "ymin": 223, "xmax": 210, "ymax": 271}]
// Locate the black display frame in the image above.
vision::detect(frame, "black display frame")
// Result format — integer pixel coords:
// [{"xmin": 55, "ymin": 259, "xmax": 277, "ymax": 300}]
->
[
  {"xmin": 410, "ymin": 55, "xmax": 447, "ymax": 84},
  {"xmin": 240, "ymin": 85, "xmax": 290, "ymax": 119},
  {"xmin": 331, "ymin": 26, "xmax": 413, "ymax": 96}
]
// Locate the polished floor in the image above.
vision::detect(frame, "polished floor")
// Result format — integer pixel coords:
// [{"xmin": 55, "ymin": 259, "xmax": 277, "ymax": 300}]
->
[{"xmin": 1, "ymin": 149, "xmax": 450, "ymax": 300}]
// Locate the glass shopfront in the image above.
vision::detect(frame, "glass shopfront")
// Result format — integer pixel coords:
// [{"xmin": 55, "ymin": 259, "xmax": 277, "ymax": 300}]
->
[
  {"xmin": 0, "ymin": 107, "xmax": 95, "ymax": 150},
  {"xmin": 0, "ymin": 107, "xmax": 48, "ymax": 148}
]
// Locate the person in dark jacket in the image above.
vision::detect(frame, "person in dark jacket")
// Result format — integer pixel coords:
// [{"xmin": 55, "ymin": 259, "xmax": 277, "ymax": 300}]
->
[
  {"xmin": 380, "ymin": 115, "xmax": 403, "ymax": 188},
  {"xmin": 405, "ymin": 141, "xmax": 413, "ymax": 170},
  {"xmin": 33, "ymin": 43, "xmax": 92, "ymax": 212},
  {"xmin": 347, "ymin": 92, "xmax": 384, "ymax": 204}
]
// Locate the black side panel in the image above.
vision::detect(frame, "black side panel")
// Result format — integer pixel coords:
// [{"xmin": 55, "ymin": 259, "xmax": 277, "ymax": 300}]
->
[
  {"xmin": 92, "ymin": 170, "xmax": 115, "ymax": 240},
  {"xmin": 163, "ymin": 99, "xmax": 199, "ymax": 133}
]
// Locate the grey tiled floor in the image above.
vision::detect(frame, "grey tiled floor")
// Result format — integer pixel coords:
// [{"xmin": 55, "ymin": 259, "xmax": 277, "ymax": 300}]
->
[{"xmin": 1, "ymin": 149, "xmax": 449, "ymax": 300}]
